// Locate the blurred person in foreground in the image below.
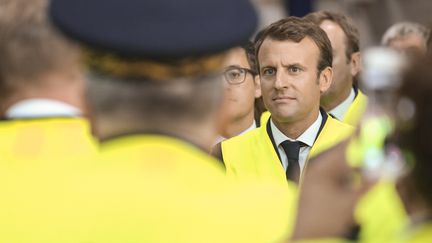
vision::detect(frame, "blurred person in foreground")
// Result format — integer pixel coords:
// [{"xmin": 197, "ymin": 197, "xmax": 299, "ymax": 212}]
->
[
  {"xmin": 305, "ymin": 11, "xmax": 367, "ymax": 127},
  {"xmin": 306, "ymin": 11, "xmax": 409, "ymax": 243},
  {"xmin": 291, "ymin": 140, "xmax": 373, "ymax": 242},
  {"xmin": 0, "ymin": 0, "xmax": 97, "ymax": 162},
  {"xmin": 0, "ymin": 0, "xmax": 299, "ymax": 242},
  {"xmin": 391, "ymin": 54, "xmax": 432, "ymax": 242}
]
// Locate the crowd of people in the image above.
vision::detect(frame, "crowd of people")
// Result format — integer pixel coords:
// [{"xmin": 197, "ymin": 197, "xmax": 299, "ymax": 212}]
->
[{"xmin": 1, "ymin": 0, "xmax": 432, "ymax": 242}]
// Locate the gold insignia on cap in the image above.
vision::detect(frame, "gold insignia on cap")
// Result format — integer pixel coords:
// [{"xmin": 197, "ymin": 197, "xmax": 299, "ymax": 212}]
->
[{"xmin": 84, "ymin": 49, "xmax": 226, "ymax": 80}]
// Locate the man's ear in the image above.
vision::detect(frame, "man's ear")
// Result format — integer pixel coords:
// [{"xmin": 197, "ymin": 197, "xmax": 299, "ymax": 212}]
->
[
  {"xmin": 350, "ymin": 52, "xmax": 361, "ymax": 76},
  {"xmin": 319, "ymin": 66, "xmax": 333, "ymax": 94},
  {"xmin": 254, "ymin": 75, "xmax": 261, "ymax": 98}
]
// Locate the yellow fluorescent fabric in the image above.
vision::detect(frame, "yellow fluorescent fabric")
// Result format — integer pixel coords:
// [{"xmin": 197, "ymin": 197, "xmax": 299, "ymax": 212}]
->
[
  {"xmin": 292, "ymin": 239, "xmax": 350, "ymax": 243},
  {"xmin": 221, "ymin": 115, "xmax": 354, "ymax": 184},
  {"xmin": 260, "ymin": 111, "xmax": 271, "ymax": 127},
  {"xmin": 343, "ymin": 89, "xmax": 368, "ymax": 127},
  {"xmin": 395, "ymin": 222, "xmax": 432, "ymax": 243},
  {"xmin": 0, "ymin": 117, "xmax": 98, "ymax": 164},
  {"xmin": 0, "ymin": 134, "xmax": 295, "ymax": 243},
  {"xmin": 356, "ymin": 180, "xmax": 408, "ymax": 243}
]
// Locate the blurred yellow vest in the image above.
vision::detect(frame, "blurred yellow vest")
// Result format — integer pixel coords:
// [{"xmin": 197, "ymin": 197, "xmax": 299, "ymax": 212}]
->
[
  {"xmin": 93, "ymin": 135, "xmax": 296, "ymax": 243},
  {"xmin": 0, "ymin": 134, "xmax": 297, "ymax": 242},
  {"xmin": 356, "ymin": 180, "xmax": 407, "ymax": 243},
  {"xmin": 396, "ymin": 222, "xmax": 432, "ymax": 243},
  {"xmin": 0, "ymin": 117, "xmax": 98, "ymax": 163}
]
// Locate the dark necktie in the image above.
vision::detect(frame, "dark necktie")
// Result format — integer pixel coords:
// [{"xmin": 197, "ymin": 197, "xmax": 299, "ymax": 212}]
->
[{"xmin": 280, "ymin": 140, "xmax": 303, "ymax": 183}]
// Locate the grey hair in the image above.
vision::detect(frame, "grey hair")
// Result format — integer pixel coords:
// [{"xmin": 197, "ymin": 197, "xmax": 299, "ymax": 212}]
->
[{"xmin": 382, "ymin": 21, "xmax": 430, "ymax": 45}]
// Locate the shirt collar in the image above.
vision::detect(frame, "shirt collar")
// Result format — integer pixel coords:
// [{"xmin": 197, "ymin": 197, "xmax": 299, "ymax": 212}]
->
[
  {"xmin": 329, "ymin": 87, "xmax": 356, "ymax": 121},
  {"xmin": 238, "ymin": 120, "xmax": 257, "ymax": 136},
  {"xmin": 270, "ymin": 112, "xmax": 322, "ymax": 148},
  {"xmin": 213, "ymin": 120, "xmax": 257, "ymax": 145},
  {"xmin": 5, "ymin": 98, "xmax": 82, "ymax": 119}
]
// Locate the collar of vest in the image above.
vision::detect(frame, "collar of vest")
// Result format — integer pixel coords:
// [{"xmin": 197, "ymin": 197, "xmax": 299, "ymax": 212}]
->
[
  {"xmin": 266, "ymin": 108, "xmax": 328, "ymax": 162},
  {"xmin": 100, "ymin": 131, "xmax": 210, "ymax": 154},
  {"xmin": 353, "ymin": 85, "xmax": 359, "ymax": 100}
]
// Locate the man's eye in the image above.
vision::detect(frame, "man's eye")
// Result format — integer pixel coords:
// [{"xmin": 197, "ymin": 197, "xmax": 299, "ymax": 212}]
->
[
  {"xmin": 227, "ymin": 70, "xmax": 242, "ymax": 79},
  {"xmin": 289, "ymin": 66, "xmax": 301, "ymax": 73},
  {"xmin": 262, "ymin": 68, "xmax": 275, "ymax": 76},
  {"xmin": 224, "ymin": 68, "xmax": 246, "ymax": 83}
]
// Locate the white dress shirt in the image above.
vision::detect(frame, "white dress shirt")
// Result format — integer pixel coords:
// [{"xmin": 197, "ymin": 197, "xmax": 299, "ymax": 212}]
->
[
  {"xmin": 270, "ymin": 113, "xmax": 322, "ymax": 173},
  {"xmin": 5, "ymin": 98, "xmax": 82, "ymax": 119},
  {"xmin": 329, "ymin": 87, "xmax": 356, "ymax": 121}
]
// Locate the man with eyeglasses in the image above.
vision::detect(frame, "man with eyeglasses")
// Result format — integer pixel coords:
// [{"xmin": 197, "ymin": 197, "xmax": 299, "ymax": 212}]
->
[
  {"xmin": 214, "ymin": 42, "xmax": 261, "ymax": 144},
  {"xmin": 219, "ymin": 17, "xmax": 354, "ymax": 185}
]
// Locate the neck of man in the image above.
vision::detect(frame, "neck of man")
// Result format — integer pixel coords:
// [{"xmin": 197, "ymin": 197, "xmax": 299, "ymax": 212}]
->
[
  {"xmin": 96, "ymin": 115, "xmax": 218, "ymax": 152},
  {"xmin": 0, "ymin": 70, "xmax": 87, "ymax": 116},
  {"xmin": 272, "ymin": 108, "xmax": 320, "ymax": 139},
  {"xmin": 220, "ymin": 110, "xmax": 255, "ymax": 139},
  {"xmin": 321, "ymin": 84, "xmax": 353, "ymax": 111}
]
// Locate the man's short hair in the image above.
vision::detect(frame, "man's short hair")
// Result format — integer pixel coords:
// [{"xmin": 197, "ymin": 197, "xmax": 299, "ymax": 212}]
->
[
  {"xmin": 241, "ymin": 41, "xmax": 257, "ymax": 74},
  {"xmin": 0, "ymin": 0, "xmax": 79, "ymax": 96},
  {"xmin": 304, "ymin": 11, "xmax": 360, "ymax": 63},
  {"xmin": 255, "ymin": 16, "xmax": 333, "ymax": 74},
  {"xmin": 382, "ymin": 22, "xmax": 430, "ymax": 46},
  {"xmin": 87, "ymin": 72, "xmax": 223, "ymax": 126}
]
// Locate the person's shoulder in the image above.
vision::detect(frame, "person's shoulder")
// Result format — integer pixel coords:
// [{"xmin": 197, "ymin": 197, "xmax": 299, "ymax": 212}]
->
[{"xmin": 0, "ymin": 117, "xmax": 97, "ymax": 158}]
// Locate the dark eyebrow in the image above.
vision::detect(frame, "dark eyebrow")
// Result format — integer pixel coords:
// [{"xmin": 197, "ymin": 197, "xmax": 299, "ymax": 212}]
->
[
  {"xmin": 260, "ymin": 65, "xmax": 275, "ymax": 71},
  {"xmin": 285, "ymin": 63, "xmax": 307, "ymax": 70},
  {"xmin": 226, "ymin": 65, "xmax": 243, "ymax": 69}
]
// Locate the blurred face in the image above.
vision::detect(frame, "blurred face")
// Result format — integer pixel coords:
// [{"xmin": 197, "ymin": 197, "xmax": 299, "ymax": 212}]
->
[
  {"xmin": 320, "ymin": 20, "xmax": 358, "ymax": 106},
  {"xmin": 388, "ymin": 34, "xmax": 428, "ymax": 56},
  {"xmin": 220, "ymin": 47, "xmax": 260, "ymax": 123},
  {"xmin": 258, "ymin": 37, "xmax": 331, "ymax": 124}
]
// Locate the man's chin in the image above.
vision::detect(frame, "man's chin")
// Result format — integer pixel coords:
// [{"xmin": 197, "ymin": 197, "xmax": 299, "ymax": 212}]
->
[{"xmin": 269, "ymin": 111, "xmax": 298, "ymax": 124}]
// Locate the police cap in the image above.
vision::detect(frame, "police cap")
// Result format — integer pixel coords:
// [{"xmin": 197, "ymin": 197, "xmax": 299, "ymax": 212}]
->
[{"xmin": 49, "ymin": 0, "xmax": 258, "ymax": 59}]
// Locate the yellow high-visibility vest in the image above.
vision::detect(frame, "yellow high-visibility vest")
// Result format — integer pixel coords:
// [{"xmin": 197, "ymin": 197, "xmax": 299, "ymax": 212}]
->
[
  {"xmin": 396, "ymin": 222, "xmax": 432, "ymax": 243},
  {"xmin": 343, "ymin": 89, "xmax": 368, "ymax": 127},
  {"xmin": 356, "ymin": 180, "xmax": 407, "ymax": 243},
  {"xmin": 221, "ymin": 112, "xmax": 354, "ymax": 184},
  {"xmin": 0, "ymin": 134, "xmax": 296, "ymax": 243},
  {"xmin": 0, "ymin": 117, "xmax": 98, "ymax": 163}
]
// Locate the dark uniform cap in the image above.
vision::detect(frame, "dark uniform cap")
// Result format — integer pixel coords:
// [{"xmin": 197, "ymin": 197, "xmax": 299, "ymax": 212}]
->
[{"xmin": 49, "ymin": 0, "xmax": 258, "ymax": 59}]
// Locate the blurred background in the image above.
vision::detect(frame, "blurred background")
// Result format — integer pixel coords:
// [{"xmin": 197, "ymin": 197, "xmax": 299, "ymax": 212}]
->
[{"xmin": 252, "ymin": 0, "xmax": 432, "ymax": 48}]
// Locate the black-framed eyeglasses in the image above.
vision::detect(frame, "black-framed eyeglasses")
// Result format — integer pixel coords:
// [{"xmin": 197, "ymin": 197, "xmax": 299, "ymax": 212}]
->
[{"xmin": 223, "ymin": 67, "xmax": 256, "ymax": 84}]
